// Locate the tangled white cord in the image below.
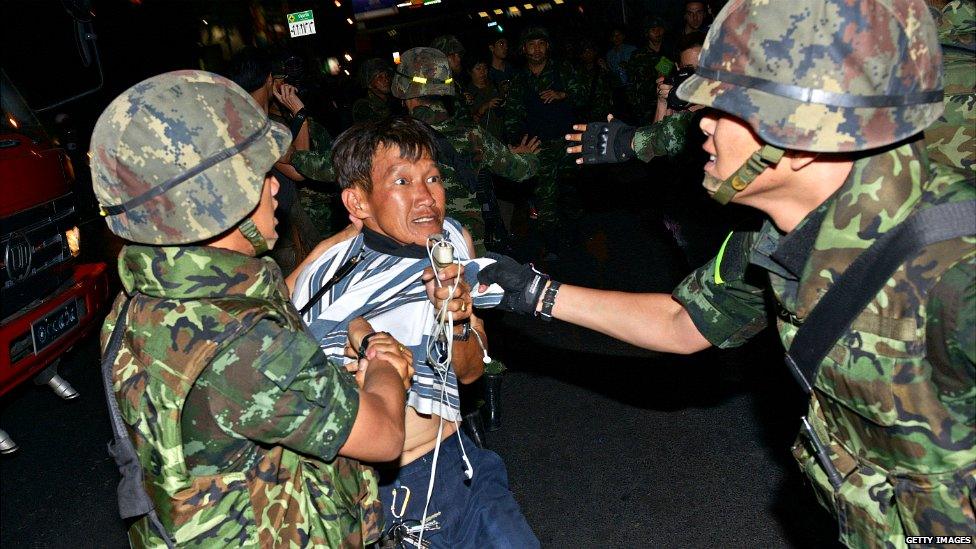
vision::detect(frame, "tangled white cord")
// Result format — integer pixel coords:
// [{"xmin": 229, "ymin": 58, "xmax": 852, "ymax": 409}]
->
[{"xmin": 415, "ymin": 234, "xmax": 475, "ymax": 548}]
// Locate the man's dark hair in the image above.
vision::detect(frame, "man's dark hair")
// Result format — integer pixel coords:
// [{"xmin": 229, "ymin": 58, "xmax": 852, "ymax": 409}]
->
[
  {"xmin": 332, "ymin": 116, "xmax": 438, "ymax": 192},
  {"xmin": 676, "ymin": 31, "xmax": 706, "ymax": 55},
  {"xmin": 225, "ymin": 47, "xmax": 272, "ymax": 93}
]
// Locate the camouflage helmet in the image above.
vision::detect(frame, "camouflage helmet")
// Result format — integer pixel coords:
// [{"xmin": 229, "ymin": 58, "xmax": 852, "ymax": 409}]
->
[
  {"xmin": 392, "ymin": 47, "xmax": 456, "ymax": 99},
  {"xmin": 430, "ymin": 34, "xmax": 466, "ymax": 56},
  {"xmin": 90, "ymin": 70, "xmax": 291, "ymax": 245},
  {"xmin": 359, "ymin": 57, "xmax": 392, "ymax": 89},
  {"xmin": 520, "ymin": 26, "xmax": 550, "ymax": 47},
  {"xmin": 676, "ymin": 0, "xmax": 945, "ymax": 153}
]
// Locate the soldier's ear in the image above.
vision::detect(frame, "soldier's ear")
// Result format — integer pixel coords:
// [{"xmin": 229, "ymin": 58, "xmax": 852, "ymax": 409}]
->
[
  {"xmin": 787, "ymin": 151, "xmax": 818, "ymax": 172},
  {"xmin": 342, "ymin": 187, "xmax": 371, "ymax": 220}
]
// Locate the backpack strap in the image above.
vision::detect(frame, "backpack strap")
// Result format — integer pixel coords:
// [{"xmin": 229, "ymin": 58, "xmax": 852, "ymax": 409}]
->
[
  {"xmin": 786, "ymin": 200, "xmax": 976, "ymax": 393},
  {"xmin": 100, "ymin": 296, "xmax": 176, "ymax": 548}
]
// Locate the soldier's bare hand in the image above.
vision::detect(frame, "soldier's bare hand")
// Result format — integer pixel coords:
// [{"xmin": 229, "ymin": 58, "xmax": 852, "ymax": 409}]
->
[
  {"xmin": 422, "ymin": 264, "xmax": 473, "ymax": 322},
  {"xmin": 656, "ymin": 76, "xmax": 672, "ymax": 104},
  {"xmin": 539, "ymin": 89, "xmax": 567, "ymax": 104},
  {"xmin": 273, "ymin": 83, "xmax": 305, "ymax": 115},
  {"xmin": 509, "ymin": 134, "xmax": 541, "ymax": 155},
  {"xmin": 370, "ymin": 349, "xmax": 414, "ymax": 390}
]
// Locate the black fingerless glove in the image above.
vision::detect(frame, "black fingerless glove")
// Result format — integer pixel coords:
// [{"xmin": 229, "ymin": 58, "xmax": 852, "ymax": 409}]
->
[
  {"xmin": 580, "ymin": 119, "xmax": 637, "ymax": 164},
  {"xmin": 477, "ymin": 253, "xmax": 550, "ymax": 316}
]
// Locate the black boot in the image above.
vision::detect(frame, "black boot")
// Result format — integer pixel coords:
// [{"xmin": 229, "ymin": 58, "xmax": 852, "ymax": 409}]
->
[{"xmin": 483, "ymin": 373, "xmax": 503, "ymax": 432}]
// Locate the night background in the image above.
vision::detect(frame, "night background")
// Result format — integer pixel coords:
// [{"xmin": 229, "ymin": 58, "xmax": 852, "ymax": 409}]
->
[{"xmin": 1, "ymin": 0, "xmax": 842, "ymax": 547}]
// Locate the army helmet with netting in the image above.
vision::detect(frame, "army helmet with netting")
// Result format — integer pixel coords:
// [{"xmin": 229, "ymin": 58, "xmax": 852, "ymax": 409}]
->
[
  {"xmin": 676, "ymin": 0, "xmax": 944, "ymax": 153},
  {"xmin": 392, "ymin": 47, "xmax": 456, "ymax": 99},
  {"xmin": 359, "ymin": 57, "xmax": 392, "ymax": 89},
  {"xmin": 429, "ymin": 35, "xmax": 466, "ymax": 56},
  {"xmin": 90, "ymin": 70, "xmax": 291, "ymax": 245}
]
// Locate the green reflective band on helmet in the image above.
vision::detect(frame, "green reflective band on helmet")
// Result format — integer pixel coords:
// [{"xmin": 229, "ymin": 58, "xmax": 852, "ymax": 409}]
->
[
  {"xmin": 713, "ymin": 231, "xmax": 735, "ymax": 285},
  {"xmin": 238, "ymin": 218, "xmax": 268, "ymax": 255},
  {"xmin": 711, "ymin": 144, "xmax": 785, "ymax": 205}
]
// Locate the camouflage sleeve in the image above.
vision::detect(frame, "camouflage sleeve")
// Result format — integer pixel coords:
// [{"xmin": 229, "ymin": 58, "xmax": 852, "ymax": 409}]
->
[
  {"xmin": 309, "ymin": 118, "xmax": 334, "ymax": 152},
  {"xmin": 479, "ymin": 126, "xmax": 539, "ymax": 181},
  {"xmin": 672, "ymin": 232, "xmax": 769, "ymax": 348},
  {"xmin": 592, "ymin": 72, "xmax": 614, "ymax": 120},
  {"xmin": 351, "ymin": 98, "xmax": 373, "ymax": 124},
  {"xmin": 561, "ymin": 64, "xmax": 588, "ymax": 111},
  {"xmin": 926, "ymin": 252, "xmax": 976, "ymax": 369},
  {"xmin": 191, "ymin": 319, "xmax": 359, "ymax": 460},
  {"xmin": 503, "ymin": 75, "xmax": 528, "ymax": 141},
  {"xmin": 632, "ymin": 110, "xmax": 696, "ymax": 162}
]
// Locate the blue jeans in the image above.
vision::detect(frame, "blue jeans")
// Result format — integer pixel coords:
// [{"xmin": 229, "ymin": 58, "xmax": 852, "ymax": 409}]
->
[{"xmin": 378, "ymin": 431, "xmax": 539, "ymax": 548}]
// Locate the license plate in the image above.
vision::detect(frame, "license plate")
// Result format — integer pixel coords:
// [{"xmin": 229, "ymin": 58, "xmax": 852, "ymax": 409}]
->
[{"xmin": 32, "ymin": 299, "xmax": 79, "ymax": 353}]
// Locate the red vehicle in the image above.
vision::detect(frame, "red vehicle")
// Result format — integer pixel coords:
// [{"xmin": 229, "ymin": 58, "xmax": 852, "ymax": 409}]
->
[{"xmin": 0, "ymin": 71, "xmax": 110, "ymax": 453}]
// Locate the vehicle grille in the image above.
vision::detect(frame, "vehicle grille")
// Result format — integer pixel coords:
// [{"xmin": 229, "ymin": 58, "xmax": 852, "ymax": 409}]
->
[{"xmin": 0, "ymin": 194, "xmax": 76, "ymax": 321}]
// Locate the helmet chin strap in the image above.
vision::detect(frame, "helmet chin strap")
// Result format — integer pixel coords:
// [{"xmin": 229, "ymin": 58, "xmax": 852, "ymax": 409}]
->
[
  {"xmin": 704, "ymin": 144, "xmax": 785, "ymax": 205},
  {"xmin": 238, "ymin": 218, "xmax": 269, "ymax": 255}
]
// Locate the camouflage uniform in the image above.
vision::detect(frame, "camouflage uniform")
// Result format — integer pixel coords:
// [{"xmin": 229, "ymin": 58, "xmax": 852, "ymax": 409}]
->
[
  {"xmin": 352, "ymin": 91, "xmax": 395, "ymax": 124},
  {"xmin": 631, "ymin": 110, "xmax": 697, "ymax": 162},
  {"xmin": 670, "ymin": 1, "xmax": 975, "ymax": 546},
  {"xmin": 504, "ymin": 52, "xmax": 585, "ymax": 235},
  {"xmin": 104, "ymin": 246, "xmax": 382, "ymax": 547},
  {"xmin": 625, "ymin": 47, "xmax": 672, "ymax": 124},
  {"xmin": 89, "ymin": 70, "xmax": 382, "ymax": 546},
  {"xmin": 578, "ymin": 63, "xmax": 615, "ymax": 122},
  {"xmin": 924, "ymin": 0, "xmax": 976, "ymax": 172},
  {"xmin": 293, "ymin": 119, "xmax": 340, "ymax": 238},
  {"xmin": 394, "ymin": 48, "xmax": 540, "ymax": 255}
]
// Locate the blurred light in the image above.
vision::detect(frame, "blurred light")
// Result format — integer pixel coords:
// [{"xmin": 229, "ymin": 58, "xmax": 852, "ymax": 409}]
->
[
  {"xmin": 334, "ymin": 0, "xmax": 342, "ymax": 6},
  {"xmin": 392, "ymin": 51, "xmax": 401, "ymax": 64},
  {"xmin": 497, "ymin": 24, "xmax": 505, "ymax": 32},
  {"xmin": 493, "ymin": 8, "xmax": 503, "ymax": 14},
  {"xmin": 487, "ymin": 21, "xmax": 497, "ymax": 27},
  {"xmin": 423, "ymin": 0, "xmax": 440, "ymax": 4},
  {"xmin": 327, "ymin": 57, "xmax": 340, "ymax": 75},
  {"xmin": 554, "ymin": 0, "xmax": 563, "ymax": 3},
  {"xmin": 65, "ymin": 226, "xmax": 81, "ymax": 257},
  {"xmin": 201, "ymin": 19, "xmax": 208, "ymax": 25},
  {"xmin": 343, "ymin": 69, "xmax": 350, "ymax": 75},
  {"xmin": 478, "ymin": 11, "xmax": 489, "ymax": 17},
  {"xmin": 523, "ymin": 3, "xmax": 534, "ymax": 9},
  {"xmin": 6, "ymin": 114, "xmax": 18, "ymax": 129},
  {"xmin": 347, "ymin": 17, "xmax": 354, "ymax": 24},
  {"xmin": 344, "ymin": 53, "xmax": 353, "ymax": 61},
  {"xmin": 508, "ymin": 6, "xmax": 520, "ymax": 16}
]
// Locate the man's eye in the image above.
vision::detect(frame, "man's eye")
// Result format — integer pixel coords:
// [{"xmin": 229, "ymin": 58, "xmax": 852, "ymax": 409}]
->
[
  {"xmin": 394, "ymin": 177, "xmax": 409, "ymax": 185},
  {"xmin": 427, "ymin": 175, "xmax": 441, "ymax": 184}
]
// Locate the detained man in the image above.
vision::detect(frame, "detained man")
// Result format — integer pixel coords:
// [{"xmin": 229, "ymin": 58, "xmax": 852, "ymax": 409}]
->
[{"xmin": 291, "ymin": 116, "xmax": 539, "ymax": 548}]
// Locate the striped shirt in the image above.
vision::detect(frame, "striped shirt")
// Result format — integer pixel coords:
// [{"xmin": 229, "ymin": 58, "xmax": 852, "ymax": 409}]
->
[{"xmin": 292, "ymin": 219, "xmax": 502, "ymax": 421}]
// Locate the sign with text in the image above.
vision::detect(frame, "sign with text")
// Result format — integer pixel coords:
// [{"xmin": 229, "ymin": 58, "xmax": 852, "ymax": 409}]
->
[{"xmin": 287, "ymin": 10, "xmax": 316, "ymax": 38}]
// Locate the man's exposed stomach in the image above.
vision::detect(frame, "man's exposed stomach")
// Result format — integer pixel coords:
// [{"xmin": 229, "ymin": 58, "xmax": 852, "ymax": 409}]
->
[{"xmin": 400, "ymin": 406, "xmax": 458, "ymax": 466}]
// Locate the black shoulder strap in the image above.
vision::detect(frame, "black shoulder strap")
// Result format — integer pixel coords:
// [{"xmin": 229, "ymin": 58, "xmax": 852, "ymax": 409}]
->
[
  {"xmin": 785, "ymin": 200, "xmax": 976, "ymax": 393},
  {"xmin": 298, "ymin": 246, "xmax": 364, "ymax": 316},
  {"xmin": 101, "ymin": 297, "xmax": 176, "ymax": 548}
]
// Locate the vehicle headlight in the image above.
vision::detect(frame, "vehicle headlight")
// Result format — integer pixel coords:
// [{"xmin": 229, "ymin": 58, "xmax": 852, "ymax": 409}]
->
[{"xmin": 65, "ymin": 226, "xmax": 81, "ymax": 257}]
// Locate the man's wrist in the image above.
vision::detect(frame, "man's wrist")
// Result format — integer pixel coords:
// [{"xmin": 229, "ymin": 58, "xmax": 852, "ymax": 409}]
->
[
  {"xmin": 537, "ymin": 281, "xmax": 561, "ymax": 321},
  {"xmin": 535, "ymin": 280, "xmax": 553, "ymax": 314}
]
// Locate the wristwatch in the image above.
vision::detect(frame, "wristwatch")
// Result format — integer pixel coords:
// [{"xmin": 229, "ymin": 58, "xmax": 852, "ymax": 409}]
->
[
  {"xmin": 538, "ymin": 281, "xmax": 561, "ymax": 321},
  {"xmin": 453, "ymin": 322, "xmax": 472, "ymax": 341},
  {"xmin": 358, "ymin": 331, "xmax": 384, "ymax": 360}
]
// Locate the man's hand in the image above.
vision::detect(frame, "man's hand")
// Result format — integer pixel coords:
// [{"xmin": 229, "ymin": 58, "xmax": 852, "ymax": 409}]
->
[
  {"xmin": 421, "ymin": 263, "xmax": 473, "ymax": 322},
  {"xmin": 655, "ymin": 76, "xmax": 672, "ymax": 105},
  {"xmin": 476, "ymin": 253, "xmax": 550, "ymax": 316},
  {"xmin": 539, "ymin": 89, "xmax": 567, "ymax": 104},
  {"xmin": 344, "ymin": 318, "xmax": 414, "ymax": 390},
  {"xmin": 273, "ymin": 82, "xmax": 305, "ymax": 116},
  {"xmin": 565, "ymin": 115, "xmax": 637, "ymax": 165},
  {"xmin": 478, "ymin": 97, "xmax": 503, "ymax": 116},
  {"xmin": 509, "ymin": 134, "xmax": 542, "ymax": 155}
]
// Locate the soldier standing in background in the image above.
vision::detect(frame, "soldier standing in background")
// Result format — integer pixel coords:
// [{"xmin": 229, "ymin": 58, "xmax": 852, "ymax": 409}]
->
[
  {"xmin": 504, "ymin": 26, "xmax": 585, "ymax": 259},
  {"xmin": 626, "ymin": 16, "xmax": 674, "ymax": 124},
  {"xmin": 352, "ymin": 58, "xmax": 396, "ymax": 124},
  {"xmin": 394, "ymin": 47, "xmax": 541, "ymax": 256},
  {"xmin": 90, "ymin": 70, "xmax": 413, "ymax": 546},
  {"xmin": 484, "ymin": 1, "xmax": 976, "ymax": 545},
  {"xmin": 925, "ymin": 0, "xmax": 975, "ymax": 172}
]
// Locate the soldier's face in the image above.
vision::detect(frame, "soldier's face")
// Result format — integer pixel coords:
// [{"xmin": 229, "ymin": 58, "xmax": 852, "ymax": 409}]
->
[
  {"xmin": 490, "ymin": 39, "xmax": 508, "ymax": 60},
  {"xmin": 353, "ymin": 144, "xmax": 446, "ymax": 246},
  {"xmin": 523, "ymin": 39, "xmax": 549, "ymax": 64},
  {"xmin": 699, "ymin": 113, "xmax": 767, "ymax": 200},
  {"xmin": 647, "ymin": 26, "xmax": 665, "ymax": 43},
  {"xmin": 610, "ymin": 30, "xmax": 624, "ymax": 46},
  {"xmin": 685, "ymin": 2, "xmax": 706, "ymax": 30},
  {"xmin": 679, "ymin": 46, "xmax": 701, "ymax": 69},
  {"xmin": 372, "ymin": 71, "xmax": 392, "ymax": 94},
  {"xmin": 447, "ymin": 53, "xmax": 463, "ymax": 74},
  {"xmin": 252, "ymin": 174, "xmax": 280, "ymax": 251}
]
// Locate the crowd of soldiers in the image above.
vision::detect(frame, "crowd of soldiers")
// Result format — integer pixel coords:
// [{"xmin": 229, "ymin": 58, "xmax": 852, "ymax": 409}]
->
[{"xmin": 88, "ymin": 0, "xmax": 974, "ymax": 546}]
